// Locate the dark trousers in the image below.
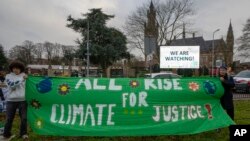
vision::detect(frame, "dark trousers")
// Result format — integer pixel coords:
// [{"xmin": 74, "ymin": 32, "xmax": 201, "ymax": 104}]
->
[
  {"xmin": 3, "ymin": 101, "xmax": 27, "ymax": 138},
  {"xmin": 226, "ymin": 107, "xmax": 234, "ymax": 120},
  {"xmin": 0, "ymin": 88, "xmax": 5, "ymax": 101},
  {"xmin": 226, "ymin": 108, "xmax": 234, "ymax": 137}
]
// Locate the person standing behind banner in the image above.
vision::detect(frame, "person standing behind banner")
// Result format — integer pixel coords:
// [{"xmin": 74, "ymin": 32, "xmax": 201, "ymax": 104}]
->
[
  {"xmin": 0, "ymin": 67, "xmax": 6, "ymax": 101},
  {"xmin": 219, "ymin": 66, "xmax": 235, "ymax": 120},
  {"xmin": 0, "ymin": 68, "xmax": 7, "ymax": 114},
  {"xmin": 0, "ymin": 61, "xmax": 28, "ymax": 141}
]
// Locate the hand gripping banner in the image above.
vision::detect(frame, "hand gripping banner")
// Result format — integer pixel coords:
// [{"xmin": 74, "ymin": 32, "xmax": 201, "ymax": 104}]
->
[{"xmin": 26, "ymin": 76, "xmax": 234, "ymax": 136}]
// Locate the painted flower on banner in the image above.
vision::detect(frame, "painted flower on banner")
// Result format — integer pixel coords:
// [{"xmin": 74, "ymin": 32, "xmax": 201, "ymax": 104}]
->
[
  {"xmin": 203, "ymin": 81, "xmax": 216, "ymax": 95},
  {"xmin": 130, "ymin": 80, "xmax": 139, "ymax": 88},
  {"xmin": 36, "ymin": 77, "xmax": 52, "ymax": 93},
  {"xmin": 35, "ymin": 119, "xmax": 43, "ymax": 129},
  {"xmin": 189, "ymin": 82, "xmax": 199, "ymax": 91},
  {"xmin": 30, "ymin": 99, "xmax": 41, "ymax": 109},
  {"xmin": 58, "ymin": 84, "xmax": 70, "ymax": 95}
]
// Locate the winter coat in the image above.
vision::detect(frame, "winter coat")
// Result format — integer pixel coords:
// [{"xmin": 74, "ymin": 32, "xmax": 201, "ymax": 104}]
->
[
  {"xmin": 220, "ymin": 74, "xmax": 235, "ymax": 110},
  {"xmin": 5, "ymin": 72, "xmax": 26, "ymax": 101}
]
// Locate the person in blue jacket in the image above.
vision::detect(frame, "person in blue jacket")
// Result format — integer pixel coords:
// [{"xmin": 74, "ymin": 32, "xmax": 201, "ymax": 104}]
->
[{"xmin": 219, "ymin": 65, "xmax": 235, "ymax": 120}]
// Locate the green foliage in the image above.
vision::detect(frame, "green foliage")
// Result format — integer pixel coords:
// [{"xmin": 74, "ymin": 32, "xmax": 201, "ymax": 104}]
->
[
  {"xmin": 0, "ymin": 44, "xmax": 8, "ymax": 68},
  {"xmin": 67, "ymin": 9, "xmax": 129, "ymax": 71}
]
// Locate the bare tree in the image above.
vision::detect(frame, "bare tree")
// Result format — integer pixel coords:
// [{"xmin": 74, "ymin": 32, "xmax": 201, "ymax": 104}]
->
[
  {"xmin": 124, "ymin": 0, "xmax": 194, "ymax": 61},
  {"xmin": 53, "ymin": 43, "xmax": 62, "ymax": 58},
  {"xmin": 51, "ymin": 43, "xmax": 64, "ymax": 65},
  {"xmin": 43, "ymin": 41, "xmax": 54, "ymax": 65},
  {"xmin": 43, "ymin": 42, "xmax": 64, "ymax": 65},
  {"xmin": 9, "ymin": 45, "xmax": 19, "ymax": 60},
  {"xmin": 237, "ymin": 18, "xmax": 250, "ymax": 62},
  {"xmin": 23, "ymin": 40, "xmax": 35, "ymax": 63},
  {"xmin": 124, "ymin": 6, "xmax": 147, "ymax": 59},
  {"xmin": 33, "ymin": 43, "xmax": 44, "ymax": 63},
  {"xmin": 61, "ymin": 45, "xmax": 75, "ymax": 65},
  {"xmin": 9, "ymin": 40, "xmax": 35, "ymax": 64},
  {"xmin": 8, "ymin": 40, "xmax": 77, "ymax": 65}
]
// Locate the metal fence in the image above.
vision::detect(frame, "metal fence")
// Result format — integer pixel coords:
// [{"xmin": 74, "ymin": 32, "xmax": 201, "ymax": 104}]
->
[{"xmin": 233, "ymin": 93, "xmax": 250, "ymax": 100}]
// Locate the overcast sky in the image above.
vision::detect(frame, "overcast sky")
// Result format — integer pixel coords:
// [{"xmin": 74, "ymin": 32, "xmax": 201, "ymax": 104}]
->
[{"xmin": 0, "ymin": 0, "xmax": 250, "ymax": 54}]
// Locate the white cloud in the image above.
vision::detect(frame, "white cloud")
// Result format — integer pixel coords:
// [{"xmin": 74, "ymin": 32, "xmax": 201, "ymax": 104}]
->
[
  {"xmin": 0, "ymin": 0, "xmax": 249, "ymax": 61},
  {"xmin": 0, "ymin": 0, "xmax": 120, "ymax": 50},
  {"xmin": 193, "ymin": 0, "xmax": 250, "ymax": 40}
]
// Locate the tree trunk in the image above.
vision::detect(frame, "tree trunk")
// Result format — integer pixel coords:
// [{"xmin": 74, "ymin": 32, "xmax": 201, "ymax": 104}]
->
[{"xmin": 144, "ymin": 54, "xmax": 147, "ymax": 69}]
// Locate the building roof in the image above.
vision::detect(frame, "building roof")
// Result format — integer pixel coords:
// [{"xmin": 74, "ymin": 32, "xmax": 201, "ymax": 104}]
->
[
  {"xmin": 170, "ymin": 37, "xmax": 207, "ymax": 51},
  {"xmin": 170, "ymin": 36, "xmax": 225, "ymax": 52},
  {"xmin": 204, "ymin": 39, "xmax": 225, "ymax": 49}
]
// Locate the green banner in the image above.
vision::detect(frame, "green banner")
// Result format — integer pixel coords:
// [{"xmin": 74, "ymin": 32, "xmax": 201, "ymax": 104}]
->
[{"xmin": 26, "ymin": 76, "xmax": 234, "ymax": 136}]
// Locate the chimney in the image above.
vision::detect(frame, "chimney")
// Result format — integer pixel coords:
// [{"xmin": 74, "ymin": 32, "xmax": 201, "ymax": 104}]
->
[{"xmin": 193, "ymin": 33, "xmax": 195, "ymax": 38}]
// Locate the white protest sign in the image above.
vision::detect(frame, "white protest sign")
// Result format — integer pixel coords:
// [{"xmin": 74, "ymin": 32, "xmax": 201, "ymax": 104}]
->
[{"xmin": 160, "ymin": 46, "xmax": 200, "ymax": 68}]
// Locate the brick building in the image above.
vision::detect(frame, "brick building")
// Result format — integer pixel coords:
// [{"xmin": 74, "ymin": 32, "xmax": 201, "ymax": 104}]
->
[
  {"xmin": 171, "ymin": 21, "xmax": 234, "ymax": 68},
  {"xmin": 143, "ymin": 1, "xmax": 234, "ymax": 73}
]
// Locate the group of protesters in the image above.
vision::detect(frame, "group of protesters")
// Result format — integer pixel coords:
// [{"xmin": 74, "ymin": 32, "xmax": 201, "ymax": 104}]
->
[{"xmin": 0, "ymin": 60, "xmax": 236, "ymax": 140}]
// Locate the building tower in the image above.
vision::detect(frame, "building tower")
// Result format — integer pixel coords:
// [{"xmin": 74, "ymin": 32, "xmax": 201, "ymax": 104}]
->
[
  {"xmin": 144, "ymin": 1, "xmax": 159, "ymax": 71},
  {"xmin": 144, "ymin": 1, "xmax": 158, "ymax": 38},
  {"xmin": 144, "ymin": 1, "xmax": 159, "ymax": 58},
  {"xmin": 226, "ymin": 20, "xmax": 234, "ymax": 66}
]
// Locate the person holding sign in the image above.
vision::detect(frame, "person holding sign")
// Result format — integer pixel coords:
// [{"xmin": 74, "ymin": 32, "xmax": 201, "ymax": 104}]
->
[
  {"xmin": 0, "ymin": 61, "xmax": 28, "ymax": 141},
  {"xmin": 219, "ymin": 65, "xmax": 235, "ymax": 120}
]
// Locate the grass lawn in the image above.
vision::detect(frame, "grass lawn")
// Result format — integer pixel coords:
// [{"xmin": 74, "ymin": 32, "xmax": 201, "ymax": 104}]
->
[{"xmin": 1, "ymin": 100, "xmax": 249, "ymax": 141}]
